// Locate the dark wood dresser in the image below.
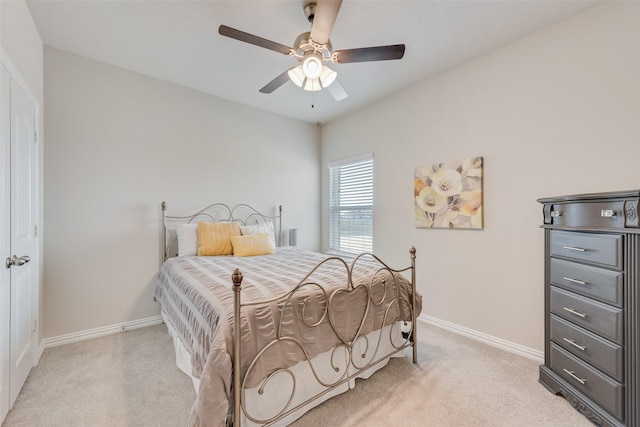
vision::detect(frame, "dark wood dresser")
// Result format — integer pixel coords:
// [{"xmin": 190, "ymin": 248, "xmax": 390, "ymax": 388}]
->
[{"xmin": 538, "ymin": 190, "xmax": 640, "ymax": 426}]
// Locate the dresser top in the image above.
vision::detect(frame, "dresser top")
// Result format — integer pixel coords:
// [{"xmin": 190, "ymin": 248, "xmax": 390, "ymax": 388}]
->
[
  {"xmin": 538, "ymin": 190, "xmax": 640, "ymax": 204},
  {"xmin": 538, "ymin": 190, "xmax": 640, "ymax": 231}
]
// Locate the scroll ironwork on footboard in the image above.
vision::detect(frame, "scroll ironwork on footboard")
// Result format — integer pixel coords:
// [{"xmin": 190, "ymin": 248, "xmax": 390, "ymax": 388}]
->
[{"xmin": 230, "ymin": 248, "xmax": 418, "ymax": 427}]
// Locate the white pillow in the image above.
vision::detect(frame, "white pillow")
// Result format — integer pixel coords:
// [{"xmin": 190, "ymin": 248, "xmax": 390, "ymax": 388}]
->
[
  {"xmin": 176, "ymin": 223, "xmax": 198, "ymax": 256},
  {"xmin": 240, "ymin": 221, "xmax": 276, "ymax": 247}
]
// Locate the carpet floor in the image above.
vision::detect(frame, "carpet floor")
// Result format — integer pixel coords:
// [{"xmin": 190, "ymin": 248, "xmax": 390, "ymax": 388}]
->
[{"xmin": 2, "ymin": 322, "xmax": 593, "ymax": 426}]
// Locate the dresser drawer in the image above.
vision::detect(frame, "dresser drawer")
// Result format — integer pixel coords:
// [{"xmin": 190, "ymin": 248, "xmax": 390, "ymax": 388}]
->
[
  {"xmin": 551, "ymin": 315, "xmax": 623, "ymax": 381},
  {"xmin": 543, "ymin": 199, "xmax": 632, "ymax": 228},
  {"xmin": 550, "ymin": 287, "xmax": 623, "ymax": 344},
  {"xmin": 550, "ymin": 258, "xmax": 623, "ymax": 307},
  {"xmin": 550, "ymin": 343, "xmax": 623, "ymax": 420},
  {"xmin": 550, "ymin": 231, "xmax": 622, "ymax": 269}
]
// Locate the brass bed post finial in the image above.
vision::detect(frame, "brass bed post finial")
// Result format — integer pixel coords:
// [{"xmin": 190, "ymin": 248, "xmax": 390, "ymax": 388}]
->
[
  {"xmin": 232, "ymin": 269, "xmax": 243, "ymax": 427},
  {"xmin": 232, "ymin": 269, "xmax": 244, "ymax": 287},
  {"xmin": 410, "ymin": 246, "xmax": 417, "ymax": 364}
]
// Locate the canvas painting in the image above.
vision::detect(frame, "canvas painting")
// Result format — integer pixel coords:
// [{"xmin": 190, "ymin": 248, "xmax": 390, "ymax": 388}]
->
[{"xmin": 414, "ymin": 157, "xmax": 483, "ymax": 229}]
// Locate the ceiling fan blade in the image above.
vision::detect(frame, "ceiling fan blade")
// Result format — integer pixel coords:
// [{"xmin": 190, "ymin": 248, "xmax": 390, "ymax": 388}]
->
[
  {"xmin": 310, "ymin": 0, "xmax": 343, "ymax": 45},
  {"xmin": 333, "ymin": 44, "xmax": 405, "ymax": 64},
  {"xmin": 327, "ymin": 80, "xmax": 348, "ymax": 101},
  {"xmin": 259, "ymin": 70, "xmax": 291, "ymax": 94},
  {"xmin": 219, "ymin": 25, "xmax": 292, "ymax": 55}
]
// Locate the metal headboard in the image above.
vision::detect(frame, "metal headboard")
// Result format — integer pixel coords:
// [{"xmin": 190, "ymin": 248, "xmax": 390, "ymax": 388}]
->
[{"xmin": 161, "ymin": 201, "xmax": 283, "ymax": 261}]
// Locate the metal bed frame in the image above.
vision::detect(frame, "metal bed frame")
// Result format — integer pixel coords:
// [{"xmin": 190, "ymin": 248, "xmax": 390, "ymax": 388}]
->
[{"xmin": 160, "ymin": 202, "xmax": 418, "ymax": 427}]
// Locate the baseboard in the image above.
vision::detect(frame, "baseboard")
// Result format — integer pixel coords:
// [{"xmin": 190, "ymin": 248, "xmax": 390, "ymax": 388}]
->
[
  {"xmin": 37, "ymin": 314, "xmax": 541, "ymax": 363},
  {"xmin": 40, "ymin": 315, "xmax": 164, "ymax": 351},
  {"xmin": 418, "ymin": 314, "xmax": 544, "ymax": 363}
]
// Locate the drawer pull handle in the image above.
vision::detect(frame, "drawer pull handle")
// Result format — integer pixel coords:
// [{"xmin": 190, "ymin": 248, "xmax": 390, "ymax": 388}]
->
[
  {"xmin": 563, "ymin": 277, "xmax": 588, "ymax": 286},
  {"xmin": 563, "ymin": 338, "xmax": 587, "ymax": 351},
  {"xmin": 601, "ymin": 209, "xmax": 616, "ymax": 218},
  {"xmin": 563, "ymin": 307, "xmax": 587, "ymax": 318},
  {"xmin": 563, "ymin": 369, "xmax": 587, "ymax": 385},
  {"xmin": 562, "ymin": 246, "xmax": 587, "ymax": 252}
]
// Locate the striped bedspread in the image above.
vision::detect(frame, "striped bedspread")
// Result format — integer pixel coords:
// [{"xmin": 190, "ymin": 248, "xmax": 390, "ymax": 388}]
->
[{"xmin": 153, "ymin": 247, "xmax": 420, "ymax": 427}]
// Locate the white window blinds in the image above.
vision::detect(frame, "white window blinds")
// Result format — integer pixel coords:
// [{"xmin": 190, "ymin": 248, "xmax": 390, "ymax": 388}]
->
[{"xmin": 329, "ymin": 154, "xmax": 373, "ymax": 254}]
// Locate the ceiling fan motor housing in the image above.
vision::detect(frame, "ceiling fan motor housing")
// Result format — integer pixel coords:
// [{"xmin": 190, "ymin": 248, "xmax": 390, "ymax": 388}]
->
[{"xmin": 293, "ymin": 31, "xmax": 332, "ymax": 61}]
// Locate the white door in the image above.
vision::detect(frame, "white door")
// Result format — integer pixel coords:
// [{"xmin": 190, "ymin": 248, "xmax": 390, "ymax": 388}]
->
[
  {"xmin": 8, "ymin": 76, "xmax": 36, "ymax": 408},
  {"xmin": 0, "ymin": 63, "xmax": 11, "ymax": 423},
  {"xmin": 0, "ymin": 64, "xmax": 37, "ymax": 422}
]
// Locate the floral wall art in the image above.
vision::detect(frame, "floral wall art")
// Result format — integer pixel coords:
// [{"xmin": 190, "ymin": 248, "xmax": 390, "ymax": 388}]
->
[{"xmin": 414, "ymin": 157, "xmax": 483, "ymax": 229}]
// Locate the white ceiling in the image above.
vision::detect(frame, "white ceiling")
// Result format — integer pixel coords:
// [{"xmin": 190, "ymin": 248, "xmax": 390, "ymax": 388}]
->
[{"xmin": 26, "ymin": 0, "xmax": 599, "ymax": 124}]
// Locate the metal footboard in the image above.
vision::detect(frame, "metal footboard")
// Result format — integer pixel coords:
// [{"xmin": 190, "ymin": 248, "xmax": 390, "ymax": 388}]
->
[{"xmin": 230, "ymin": 247, "xmax": 418, "ymax": 427}]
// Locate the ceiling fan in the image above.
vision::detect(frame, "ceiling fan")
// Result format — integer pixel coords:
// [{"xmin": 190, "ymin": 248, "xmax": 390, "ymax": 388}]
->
[{"xmin": 218, "ymin": 0, "xmax": 405, "ymax": 101}]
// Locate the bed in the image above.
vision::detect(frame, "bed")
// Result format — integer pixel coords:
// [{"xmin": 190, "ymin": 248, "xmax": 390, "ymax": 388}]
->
[{"xmin": 153, "ymin": 202, "xmax": 421, "ymax": 427}]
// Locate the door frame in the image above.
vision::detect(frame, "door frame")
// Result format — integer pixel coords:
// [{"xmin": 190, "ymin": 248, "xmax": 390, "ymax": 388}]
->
[
  {"xmin": 1, "ymin": 47, "xmax": 42, "ymax": 367},
  {"xmin": 1, "ymin": 54, "xmax": 11, "ymax": 424}
]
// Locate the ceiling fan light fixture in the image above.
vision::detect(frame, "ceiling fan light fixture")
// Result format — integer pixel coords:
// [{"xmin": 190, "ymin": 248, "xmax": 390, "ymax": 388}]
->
[
  {"xmin": 288, "ymin": 65, "xmax": 305, "ymax": 87},
  {"xmin": 319, "ymin": 65, "xmax": 337, "ymax": 88},
  {"xmin": 303, "ymin": 77, "xmax": 322, "ymax": 92},
  {"xmin": 302, "ymin": 55, "xmax": 323, "ymax": 79}
]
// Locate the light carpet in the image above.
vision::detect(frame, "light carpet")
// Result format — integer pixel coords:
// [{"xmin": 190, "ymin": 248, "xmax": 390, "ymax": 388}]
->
[{"xmin": 3, "ymin": 322, "xmax": 593, "ymax": 426}]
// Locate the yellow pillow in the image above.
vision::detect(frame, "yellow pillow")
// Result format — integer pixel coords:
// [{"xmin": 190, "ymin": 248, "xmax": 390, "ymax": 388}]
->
[
  {"xmin": 197, "ymin": 222, "xmax": 241, "ymax": 256},
  {"xmin": 230, "ymin": 233, "xmax": 275, "ymax": 257}
]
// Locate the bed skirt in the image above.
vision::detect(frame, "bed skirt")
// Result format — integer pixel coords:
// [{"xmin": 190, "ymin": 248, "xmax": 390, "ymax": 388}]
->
[{"xmin": 162, "ymin": 312, "xmax": 404, "ymax": 426}]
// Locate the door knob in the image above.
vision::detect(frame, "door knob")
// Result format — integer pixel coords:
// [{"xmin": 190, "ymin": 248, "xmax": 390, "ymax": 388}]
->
[{"xmin": 5, "ymin": 255, "xmax": 30, "ymax": 269}]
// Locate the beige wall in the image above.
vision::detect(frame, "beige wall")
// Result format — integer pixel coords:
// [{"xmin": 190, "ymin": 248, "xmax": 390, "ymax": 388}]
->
[
  {"xmin": 43, "ymin": 48, "xmax": 320, "ymax": 338},
  {"xmin": 38, "ymin": 2, "xmax": 640, "ymax": 353},
  {"xmin": 1, "ymin": 0, "xmax": 44, "ymax": 344},
  {"xmin": 320, "ymin": 2, "xmax": 640, "ymax": 353}
]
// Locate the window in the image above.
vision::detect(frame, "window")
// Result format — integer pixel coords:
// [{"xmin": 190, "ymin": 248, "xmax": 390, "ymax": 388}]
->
[{"xmin": 329, "ymin": 154, "xmax": 373, "ymax": 254}]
